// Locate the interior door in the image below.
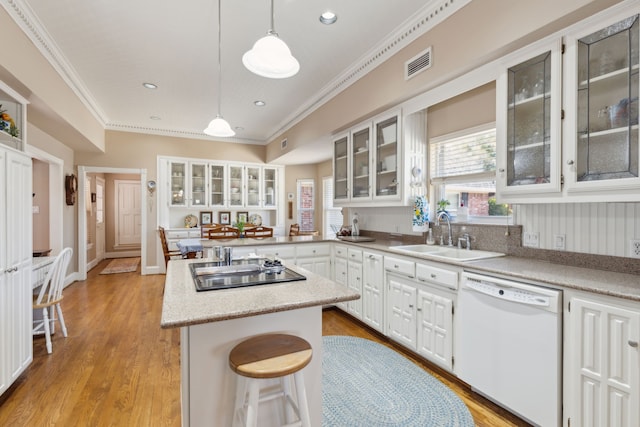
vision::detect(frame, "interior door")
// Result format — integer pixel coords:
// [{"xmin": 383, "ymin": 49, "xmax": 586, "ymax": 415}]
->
[
  {"xmin": 95, "ymin": 177, "xmax": 105, "ymax": 261},
  {"xmin": 115, "ymin": 180, "xmax": 141, "ymax": 247}
]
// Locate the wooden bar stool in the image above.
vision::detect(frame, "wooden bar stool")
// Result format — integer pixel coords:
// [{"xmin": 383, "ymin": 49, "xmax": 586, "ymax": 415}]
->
[{"xmin": 229, "ymin": 334, "xmax": 312, "ymax": 427}]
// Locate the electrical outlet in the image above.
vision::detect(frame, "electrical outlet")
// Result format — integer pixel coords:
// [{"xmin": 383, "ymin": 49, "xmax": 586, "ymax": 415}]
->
[
  {"xmin": 630, "ymin": 239, "xmax": 640, "ymax": 258},
  {"xmin": 523, "ymin": 232, "xmax": 540, "ymax": 248},
  {"xmin": 554, "ymin": 234, "xmax": 566, "ymax": 251}
]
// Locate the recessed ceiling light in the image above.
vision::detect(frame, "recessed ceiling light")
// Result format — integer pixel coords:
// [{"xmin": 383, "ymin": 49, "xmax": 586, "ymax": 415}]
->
[
  {"xmin": 254, "ymin": 100, "xmax": 266, "ymax": 107},
  {"xmin": 150, "ymin": 116, "xmax": 161, "ymax": 120},
  {"xmin": 143, "ymin": 82, "xmax": 158, "ymax": 89},
  {"xmin": 235, "ymin": 126, "xmax": 245, "ymax": 131},
  {"xmin": 319, "ymin": 11, "xmax": 337, "ymax": 25}
]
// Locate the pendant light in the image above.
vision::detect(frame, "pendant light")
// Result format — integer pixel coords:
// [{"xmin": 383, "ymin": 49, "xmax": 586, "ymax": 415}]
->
[
  {"xmin": 242, "ymin": 0, "xmax": 299, "ymax": 79},
  {"xmin": 204, "ymin": 0, "xmax": 235, "ymax": 137}
]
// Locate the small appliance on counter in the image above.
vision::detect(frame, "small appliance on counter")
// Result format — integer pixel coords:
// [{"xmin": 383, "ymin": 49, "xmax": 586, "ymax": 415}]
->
[{"xmin": 352, "ymin": 212, "xmax": 360, "ymax": 236}]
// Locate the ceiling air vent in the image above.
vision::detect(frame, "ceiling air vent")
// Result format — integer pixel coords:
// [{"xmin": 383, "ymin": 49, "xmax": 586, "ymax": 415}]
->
[
  {"xmin": 405, "ymin": 46, "xmax": 432, "ymax": 80},
  {"xmin": 281, "ymin": 138, "xmax": 288, "ymax": 150}
]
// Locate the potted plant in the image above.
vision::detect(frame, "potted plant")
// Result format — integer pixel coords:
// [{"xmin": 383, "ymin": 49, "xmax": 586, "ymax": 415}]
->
[
  {"xmin": 234, "ymin": 220, "xmax": 246, "ymax": 237},
  {"xmin": 437, "ymin": 199, "xmax": 450, "ymax": 213}
]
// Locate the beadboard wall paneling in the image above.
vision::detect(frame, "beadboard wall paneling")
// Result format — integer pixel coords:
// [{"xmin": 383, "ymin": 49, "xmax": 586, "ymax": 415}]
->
[{"xmin": 518, "ymin": 202, "xmax": 640, "ymax": 258}]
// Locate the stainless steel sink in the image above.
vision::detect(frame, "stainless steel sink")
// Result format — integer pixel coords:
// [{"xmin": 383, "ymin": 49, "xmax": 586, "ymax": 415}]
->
[{"xmin": 390, "ymin": 244, "xmax": 505, "ymax": 261}]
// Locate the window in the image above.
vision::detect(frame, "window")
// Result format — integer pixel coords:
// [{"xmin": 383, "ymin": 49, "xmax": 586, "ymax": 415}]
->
[
  {"xmin": 429, "ymin": 123, "xmax": 511, "ymax": 223},
  {"xmin": 323, "ymin": 177, "xmax": 343, "ymax": 238},
  {"xmin": 297, "ymin": 179, "xmax": 314, "ymax": 231}
]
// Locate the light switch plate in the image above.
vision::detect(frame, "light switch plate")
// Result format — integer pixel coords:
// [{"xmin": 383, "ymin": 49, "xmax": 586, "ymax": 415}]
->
[
  {"xmin": 523, "ymin": 232, "xmax": 539, "ymax": 248},
  {"xmin": 554, "ymin": 234, "xmax": 566, "ymax": 250}
]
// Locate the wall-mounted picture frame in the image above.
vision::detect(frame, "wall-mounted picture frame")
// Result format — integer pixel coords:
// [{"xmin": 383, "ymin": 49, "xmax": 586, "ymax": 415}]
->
[
  {"xmin": 200, "ymin": 211, "xmax": 213, "ymax": 226},
  {"xmin": 237, "ymin": 211, "xmax": 248, "ymax": 224},
  {"xmin": 219, "ymin": 211, "xmax": 231, "ymax": 225}
]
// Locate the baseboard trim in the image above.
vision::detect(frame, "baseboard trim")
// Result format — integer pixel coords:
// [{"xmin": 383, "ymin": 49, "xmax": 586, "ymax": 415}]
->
[{"xmin": 105, "ymin": 251, "xmax": 141, "ymax": 258}]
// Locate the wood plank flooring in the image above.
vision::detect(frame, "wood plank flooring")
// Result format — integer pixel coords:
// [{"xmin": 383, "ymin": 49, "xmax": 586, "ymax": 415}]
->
[{"xmin": 0, "ymin": 260, "xmax": 530, "ymax": 426}]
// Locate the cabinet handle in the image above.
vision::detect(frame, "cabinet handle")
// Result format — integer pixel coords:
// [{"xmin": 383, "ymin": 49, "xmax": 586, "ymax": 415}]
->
[
  {"xmin": 394, "ymin": 264, "xmax": 399, "ymax": 269},
  {"xmin": 313, "ymin": 250, "xmax": 316, "ymax": 254},
  {"xmin": 417, "ymin": 308, "xmax": 422, "ymax": 312},
  {"xmin": 498, "ymin": 168, "xmax": 505, "ymax": 173},
  {"xmin": 342, "ymin": 272, "xmax": 346, "ymax": 275},
  {"xmin": 629, "ymin": 340, "xmax": 639, "ymax": 348},
  {"xmin": 430, "ymin": 273, "xmax": 437, "ymax": 279},
  {"xmin": 567, "ymin": 160, "xmax": 575, "ymax": 165},
  {"xmin": 368, "ymin": 255, "xmax": 375, "ymax": 259},
  {"xmin": 409, "ymin": 304, "xmax": 414, "ymax": 308}
]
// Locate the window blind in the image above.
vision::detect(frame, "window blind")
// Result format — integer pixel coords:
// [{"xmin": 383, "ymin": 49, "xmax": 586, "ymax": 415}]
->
[{"xmin": 430, "ymin": 125, "xmax": 496, "ymax": 181}]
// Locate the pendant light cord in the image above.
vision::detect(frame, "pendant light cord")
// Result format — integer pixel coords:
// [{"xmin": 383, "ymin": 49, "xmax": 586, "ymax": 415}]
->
[
  {"xmin": 270, "ymin": 0, "xmax": 276, "ymax": 34},
  {"xmin": 217, "ymin": 0, "xmax": 223, "ymax": 115}
]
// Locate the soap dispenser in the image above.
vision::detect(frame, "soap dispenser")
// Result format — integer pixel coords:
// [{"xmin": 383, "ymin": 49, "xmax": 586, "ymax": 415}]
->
[{"xmin": 352, "ymin": 212, "xmax": 360, "ymax": 236}]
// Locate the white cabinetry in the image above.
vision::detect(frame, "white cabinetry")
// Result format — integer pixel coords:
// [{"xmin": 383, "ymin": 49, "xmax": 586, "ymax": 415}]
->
[
  {"xmin": 296, "ymin": 244, "xmax": 331, "ymax": 278},
  {"xmin": 387, "ymin": 273, "xmax": 418, "ymax": 351},
  {"xmin": 0, "ymin": 147, "xmax": 32, "ymax": 396},
  {"xmin": 565, "ymin": 291, "xmax": 640, "ymax": 427},
  {"xmin": 346, "ymin": 248, "xmax": 363, "ymax": 320},
  {"xmin": 164, "ymin": 228, "xmax": 202, "ymax": 252},
  {"xmin": 333, "ymin": 245, "xmax": 348, "ymax": 311},
  {"xmin": 362, "ymin": 251, "xmax": 384, "ymax": 332}
]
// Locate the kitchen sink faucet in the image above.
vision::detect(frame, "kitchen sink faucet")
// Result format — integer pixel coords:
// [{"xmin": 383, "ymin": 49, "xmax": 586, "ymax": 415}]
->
[{"xmin": 436, "ymin": 211, "xmax": 454, "ymax": 246}]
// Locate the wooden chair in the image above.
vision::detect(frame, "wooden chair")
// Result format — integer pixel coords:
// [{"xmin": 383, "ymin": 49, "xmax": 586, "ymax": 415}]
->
[
  {"xmin": 33, "ymin": 247, "xmax": 73, "ymax": 354},
  {"xmin": 206, "ymin": 225, "xmax": 240, "ymax": 239},
  {"xmin": 289, "ymin": 223, "xmax": 300, "ymax": 236},
  {"xmin": 159, "ymin": 226, "xmax": 182, "ymax": 267},
  {"xmin": 200, "ymin": 223, "xmax": 220, "ymax": 238},
  {"xmin": 244, "ymin": 226, "xmax": 273, "ymax": 238}
]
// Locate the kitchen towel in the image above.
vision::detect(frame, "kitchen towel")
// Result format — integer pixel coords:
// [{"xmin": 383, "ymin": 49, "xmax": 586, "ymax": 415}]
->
[{"xmin": 412, "ymin": 196, "xmax": 429, "ymax": 232}]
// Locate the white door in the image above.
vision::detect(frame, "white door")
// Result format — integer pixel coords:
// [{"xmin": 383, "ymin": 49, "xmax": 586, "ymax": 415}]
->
[
  {"xmin": 416, "ymin": 289, "xmax": 453, "ymax": 370},
  {"xmin": 95, "ymin": 177, "xmax": 105, "ymax": 261},
  {"xmin": 333, "ymin": 256, "xmax": 348, "ymax": 311},
  {"xmin": 347, "ymin": 260, "xmax": 363, "ymax": 319},
  {"xmin": 362, "ymin": 252, "xmax": 384, "ymax": 332},
  {"xmin": 387, "ymin": 275, "xmax": 417, "ymax": 351},
  {"xmin": 115, "ymin": 180, "xmax": 141, "ymax": 247}
]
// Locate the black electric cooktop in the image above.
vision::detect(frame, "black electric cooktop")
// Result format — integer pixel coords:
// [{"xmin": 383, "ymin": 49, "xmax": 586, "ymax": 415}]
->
[{"xmin": 190, "ymin": 258, "xmax": 306, "ymax": 292}]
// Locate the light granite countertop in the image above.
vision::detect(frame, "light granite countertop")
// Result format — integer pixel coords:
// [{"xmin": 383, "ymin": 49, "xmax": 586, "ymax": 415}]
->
[{"xmin": 160, "ymin": 258, "xmax": 359, "ymax": 329}]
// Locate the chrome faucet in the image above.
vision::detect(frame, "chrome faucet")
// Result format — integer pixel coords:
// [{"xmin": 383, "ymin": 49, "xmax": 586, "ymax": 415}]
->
[
  {"xmin": 458, "ymin": 233, "xmax": 471, "ymax": 250},
  {"xmin": 436, "ymin": 211, "xmax": 453, "ymax": 246}
]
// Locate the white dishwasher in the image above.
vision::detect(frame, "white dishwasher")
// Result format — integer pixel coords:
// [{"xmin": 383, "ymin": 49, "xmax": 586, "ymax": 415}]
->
[{"xmin": 456, "ymin": 272, "xmax": 562, "ymax": 427}]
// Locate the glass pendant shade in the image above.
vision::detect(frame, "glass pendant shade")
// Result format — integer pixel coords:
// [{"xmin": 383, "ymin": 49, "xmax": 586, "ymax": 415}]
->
[
  {"xmin": 243, "ymin": 31, "xmax": 300, "ymax": 79},
  {"xmin": 204, "ymin": 114, "xmax": 235, "ymax": 137}
]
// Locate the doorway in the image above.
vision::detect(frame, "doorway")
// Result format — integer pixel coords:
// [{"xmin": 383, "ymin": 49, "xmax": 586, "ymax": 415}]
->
[{"xmin": 78, "ymin": 166, "xmax": 147, "ymax": 280}]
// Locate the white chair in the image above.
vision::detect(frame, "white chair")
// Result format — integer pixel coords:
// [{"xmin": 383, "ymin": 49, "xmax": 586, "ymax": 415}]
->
[{"xmin": 33, "ymin": 247, "xmax": 73, "ymax": 354}]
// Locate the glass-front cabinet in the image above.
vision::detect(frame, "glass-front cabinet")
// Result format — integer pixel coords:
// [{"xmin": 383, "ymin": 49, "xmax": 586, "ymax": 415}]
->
[
  {"xmin": 228, "ymin": 165, "xmax": 244, "ymax": 208},
  {"xmin": 351, "ymin": 125, "xmax": 372, "ymax": 201},
  {"xmin": 564, "ymin": 12, "xmax": 640, "ymax": 197},
  {"xmin": 190, "ymin": 162, "xmax": 207, "ymax": 207},
  {"xmin": 0, "ymin": 81, "xmax": 27, "ymax": 152},
  {"xmin": 334, "ymin": 134, "xmax": 349, "ymax": 201},
  {"xmin": 246, "ymin": 166, "xmax": 261, "ymax": 208},
  {"xmin": 209, "ymin": 163, "xmax": 226, "ymax": 207},
  {"xmin": 262, "ymin": 167, "xmax": 277, "ymax": 208},
  {"xmin": 374, "ymin": 113, "xmax": 401, "ymax": 200},
  {"xmin": 169, "ymin": 161, "xmax": 187, "ymax": 206},
  {"xmin": 496, "ymin": 39, "xmax": 563, "ymax": 201}
]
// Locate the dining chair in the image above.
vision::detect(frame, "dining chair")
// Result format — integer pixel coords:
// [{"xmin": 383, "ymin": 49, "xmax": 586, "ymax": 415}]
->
[
  {"xmin": 200, "ymin": 223, "xmax": 219, "ymax": 238},
  {"xmin": 207, "ymin": 225, "xmax": 240, "ymax": 239},
  {"xmin": 244, "ymin": 226, "xmax": 273, "ymax": 238},
  {"xmin": 33, "ymin": 247, "xmax": 73, "ymax": 354},
  {"xmin": 158, "ymin": 226, "xmax": 182, "ymax": 267}
]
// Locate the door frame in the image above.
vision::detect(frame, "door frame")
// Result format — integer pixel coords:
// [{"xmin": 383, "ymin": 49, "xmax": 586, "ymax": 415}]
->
[{"xmin": 78, "ymin": 166, "xmax": 147, "ymax": 279}]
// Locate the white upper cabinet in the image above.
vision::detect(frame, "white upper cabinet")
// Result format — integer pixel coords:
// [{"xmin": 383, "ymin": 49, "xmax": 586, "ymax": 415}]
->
[
  {"xmin": 563, "ymin": 10, "xmax": 640, "ymax": 200},
  {"xmin": 208, "ymin": 163, "xmax": 226, "ymax": 207},
  {"xmin": 262, "ymin": 167, "xmax": 278, "ymax": 209},
  {"xmin": 333, "ymin": 109, "xmax": 403, "ymax": 206},
  {"xmin": 189, "ymin": 162, "xmax": 208, "ymax": 208},
  {"xmin": 496, "ymin": 39, "xmax": 563, "ymax": 202},
  {"xmin": 0, "ymin": 81, "xmax": 27, "ymax": 152},
  {"xmin": 169, "ymin": 160, "xmax": 188, "ymax": 207}
]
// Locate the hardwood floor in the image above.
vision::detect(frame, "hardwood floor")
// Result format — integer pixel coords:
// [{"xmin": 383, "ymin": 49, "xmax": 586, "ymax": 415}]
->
[{"xmin": 0, "ymin": 261, "xmax": 530, "ymax": 426}]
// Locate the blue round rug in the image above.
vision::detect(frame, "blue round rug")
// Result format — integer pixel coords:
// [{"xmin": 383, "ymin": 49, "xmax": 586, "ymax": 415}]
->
[{"xmin": 322, "ymin": 335, "xmax": 474, "ymax": 426}]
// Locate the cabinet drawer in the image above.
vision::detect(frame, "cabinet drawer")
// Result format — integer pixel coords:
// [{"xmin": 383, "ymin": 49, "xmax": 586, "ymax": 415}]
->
[
  {"xmin": 297, "ymin": 244, "xmax": 330, "ymax": 258},
  {"xmin": 167, "ymin": 230, "xmax": 190, "ymax": 239},
  {"xmin": 384, "ymin": 256, "xmax": 415, "ymax": 277},
  {"xmin": 347, "ymin": 248, "xmax": 363, "ymax": 262},
  {"xmin": 334, "ymin": 244, "xmax": 348, "ymax": 258},
  {"xmin": 416, "ymin": 263, "xmax": 458, "ymax": 290},
  {"xmin": 256, "ymin": 245, "xmax": 296, "ymax": 260}
]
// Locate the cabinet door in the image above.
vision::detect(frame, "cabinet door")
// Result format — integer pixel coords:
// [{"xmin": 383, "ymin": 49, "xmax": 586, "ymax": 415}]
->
[
  {"xmin": 228, "ymin": 165, "xmax": 244, "ymax": 207},
  {"xmin": 262, "ymin": 167, "xmax": 277, "ymax": 208},
  {"xmin": 374, "ymin": 112, "xmax": 401, "ymax": 200},
  {"xmin": 246, "ymin": 166, "xmax": 261, "ymax": 208},
  {"xmin": 333, "ymin": 134, "xmax": 349, "ymax": 202},
  {"xmin": 564, "ymin": 12, "xmax": 640, "ymax": 199},
  {"xmin": 416, "ymin": 288, "xmax": 453, "ymax": 370},
  {"xmin": 496, "ymin": 39, "xmax": 563, "ymax": 201},
  {"xmin": 362, "ymin": 252, "xmax": 384, "ymax": 332},
  {"xmin": 333, "ymin": 257, "xmax": 348, "ymax": 311},
  {"xmin": 387, "ymin": 275, "xmax": 417, "ymax": 351},
  {"xmin": 567, "ymin": 296, "xmax": 639, "ymax": 427},
  {"xmin": 190, "ymin": 162, "xmax": 207, "ymax": 207},
  {"xmin": 169, "ymin": 160, "xmax": 187, "ymax": 206},
  {"xmin": 351, "ymin": 124, "xmax": 372, "ymax": 201},
  {"xmin": 209, "ymin": 163, "xmax": 226, "ymax": 207},
  {"xmin": 347, "ymin": 260, "xmax": 363, "ymax": 319}
]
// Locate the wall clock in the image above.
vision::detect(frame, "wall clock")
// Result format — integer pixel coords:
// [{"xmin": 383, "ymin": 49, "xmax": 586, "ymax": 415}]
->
[{"xmin": 65, "ymin": 174, "xmax": 77, "ymax": 206}]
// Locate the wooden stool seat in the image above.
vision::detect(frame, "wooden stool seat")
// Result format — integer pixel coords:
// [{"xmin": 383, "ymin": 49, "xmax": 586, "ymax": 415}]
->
[{"xmin": 229, "ymin": 334, "xmax": 312, "ymax": 427}]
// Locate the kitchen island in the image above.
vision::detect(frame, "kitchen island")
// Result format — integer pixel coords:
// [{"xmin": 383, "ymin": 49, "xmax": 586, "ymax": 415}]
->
[{"xmin": 161, "ymin": 258, "xmax": 359, "ymax": 427}]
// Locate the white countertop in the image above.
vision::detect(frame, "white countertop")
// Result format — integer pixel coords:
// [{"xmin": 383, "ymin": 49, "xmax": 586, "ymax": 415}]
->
[{"xmin": 160, "ymin": 258, "xmax": 359, "ymax": 329}]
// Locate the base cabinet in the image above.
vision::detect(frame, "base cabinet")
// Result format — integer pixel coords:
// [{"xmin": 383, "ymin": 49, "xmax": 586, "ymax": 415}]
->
[
  {"xmin": 565, "ymin": 291, "xmax": 640, "ymax": 427},
  {"xmin": 362, "ymin": 251, "xmax": 384, "ymax": 333},
  {"xmin": 387, "ymin": 274, "xmax": 418, "ymax": 351},
  {"xmin": 296, "ymin": 244, "xmax": 331, "ymax": 279},
  {"xmin": 416, "ymin": 289, "xmax": 453, "ymax": 371},
  {"xmin": 332, "ymin": 245, "xmax": 348, "ymax": 312},
  {"xmin": 346, "ymin": 248, "xmax": 363, "ymax": 320}
]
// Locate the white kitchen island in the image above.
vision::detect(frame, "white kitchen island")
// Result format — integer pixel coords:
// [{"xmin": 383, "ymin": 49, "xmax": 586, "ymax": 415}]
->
[{"xmin": 161, "ymin": 258, "xmax": 359, "ymax": 427}]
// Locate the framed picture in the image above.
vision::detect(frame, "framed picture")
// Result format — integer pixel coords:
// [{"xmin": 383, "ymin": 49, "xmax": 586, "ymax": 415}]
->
[
  {"xmin": 219, "ymin": 211, "xmax": 231, "ymax": 225},
  {"xmin": 237, "ymin": 211, "xmax": 248, "ymax": 224},
  {"xmin": 91, "ymin": 192, "xmax": 97, "ymax": 203},
  {"xmin": 200, "ymin": 211, "xmax": 213, "ymax": 226}
]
